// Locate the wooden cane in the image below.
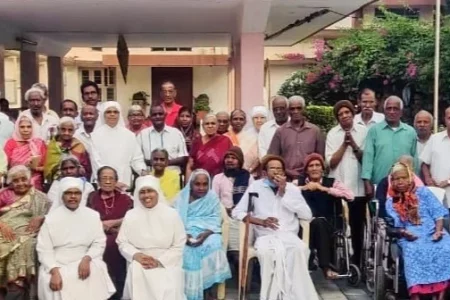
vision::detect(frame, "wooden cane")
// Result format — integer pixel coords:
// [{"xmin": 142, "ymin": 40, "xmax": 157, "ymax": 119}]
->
[{"xmin": 239, "ymin": 192, "xmax": 258, "ymax": 300}]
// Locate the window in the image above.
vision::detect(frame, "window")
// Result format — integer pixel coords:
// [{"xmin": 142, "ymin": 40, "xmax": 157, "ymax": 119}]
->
[
  {"xmin": 151, "ymin": 47, "xmax": 192, "ymax": 52},
  {"xmin": 108, "ymin": 68, "xmax": 116, "ymax": 85},
  {"xmin": 94, "ymin": 70, "xmax": 102, "ymax": 84},
  {"xmin": 91, "ymin": 47, "xmax": 103, "ymax": 51},
  {"xmin": 81, "ymin": 70, "xmax": 89, "ymax": 82},
  {"xmin": 106, "ymin": 88, "xmax": 115, "ymax": 101},
  {"xmin": 79, "ymin": 68, "xmax": 115, "ymax": 102},
  {"xmin": 375, "ymin": 7, "xmax": 420, "ymax": 19},
  {"xmin": 152, "ymin": 47, "xmax": 165, "ymax": 52}
]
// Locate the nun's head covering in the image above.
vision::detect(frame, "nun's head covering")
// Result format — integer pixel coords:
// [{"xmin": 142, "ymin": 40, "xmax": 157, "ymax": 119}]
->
[
  {"xmin": 251, "ymin": 106, "xmax": 269, "ymax": 119},
  {"xmin": 58, "ymin": 177, "xmax": 84, "ymax": 210},
  {"xmin": 99, "ymin": 101, "xmax": 126, "ymax": 127},
  {"xmin": 133, "ymin": 175, "xmax": 166, "ymax": 209}
]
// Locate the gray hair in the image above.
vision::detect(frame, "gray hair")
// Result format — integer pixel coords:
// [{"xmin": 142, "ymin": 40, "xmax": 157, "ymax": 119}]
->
[
  {"xmin": 128, "ymin": 105, "xmax": 145, "ymax": 116},
  {"xmin": 59, "ymin": 116, "xmax": 77, "ymax": 128},
  {"xmin": 288, "ymin": 95, "xmax": 306, "ymax": 107},
  {"xmin": 397, "ymin": 155, "xmax": 414, "ymax": 169},
  {"xmin": 271, "ymin": 95, "xmax": 288, "ymax": 106},
  {"xmin": 7, "ymin": 165, "xmax": 31, "ymax": 184},
  {"xmin": 384, "ymin": 96, "xmax": 404, "ymax": 110},
  {"xmin": 31, "ymin": 83, "xmax": 48, "ymax": 97},
  {"xmin": 24, "ymin": 88, "xmax": 45, "ymax": 102},
  {"xmin": 414, "ymin": 110, "xmax": 434, "ymax": 124},
  {"xmin": 215, "ymin": 111, "xmax": 229, "ymax": 118},
  {"xmin": 203, "ymin": 113, "xmax": 217, "ymax": 123},
  {"xmin": 151, "ymin": 148, "xmax": 169, "ymax": 159}
]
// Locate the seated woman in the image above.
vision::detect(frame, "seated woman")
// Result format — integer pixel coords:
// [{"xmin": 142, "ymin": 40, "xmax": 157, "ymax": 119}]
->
[
  {"xmin": 0, "ymin": 165, "xmax": 49, "ymax": 298},
  {"xmin": 386, "ymin": 162, "xmax": 450, "ymax": 300},
  {"xmin": 44, "ymin": 117, "xmax": 91, "ymax": 184},
  {"xmin": 87, "ymin": 166, "xmax": 133, "ymax": 300},
  {"xmin": 298, "ymin": 153, "xmax": 354, "ymax": 279},
  {"xmin": 126, "ymin": 105, "xmax": 150, "ymax": 135},
  {"xmin": 116, "ymin": 175, "xmax": 186, "ymax": 300},
  {"xmin": 174, "ymin": 169, "xmax": 231, "ymax": 300},
  {"xmin": 151, "ymin": 149, "xmax": 180, "ymax": 205},
  {"xmin": 4, "ymin": 115, "xmax": 47, "ymax": 190},
  {"xmin": 47, "ymin": 156, "xmax": 95, "ymax": 211},
  {"xmin": 36, "ymin": 177, "xmax": 115, "ymax": 300}
]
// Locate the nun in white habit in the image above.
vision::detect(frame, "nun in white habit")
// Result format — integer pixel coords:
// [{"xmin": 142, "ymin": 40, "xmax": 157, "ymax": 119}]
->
[
  {"xmin": 36, "ymin": 177, "xmax": 116, "ymax": 300},
  {"xmin": 117, "ymin": 175, "xmax": 186, "ymax": 300},
  {"xmin": 91, "ymin": 101, "xmax": 146, "ymax": 188}
]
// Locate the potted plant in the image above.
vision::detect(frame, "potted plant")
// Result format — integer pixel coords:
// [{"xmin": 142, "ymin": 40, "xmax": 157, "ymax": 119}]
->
[{"xmin": 194, "ymin": 93, "xmax": 211, "ymax": 123}]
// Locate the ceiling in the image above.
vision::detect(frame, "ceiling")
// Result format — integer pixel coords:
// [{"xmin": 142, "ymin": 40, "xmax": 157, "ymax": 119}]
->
[{"xmin": 0, "ymin": 0, "xmax": 374, "ymax": 54}]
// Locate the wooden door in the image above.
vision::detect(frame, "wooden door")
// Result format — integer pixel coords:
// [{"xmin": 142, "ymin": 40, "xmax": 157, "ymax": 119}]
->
[{"xmin": 151, "ymin": 67, "xmax": 193, "ymax": 110}]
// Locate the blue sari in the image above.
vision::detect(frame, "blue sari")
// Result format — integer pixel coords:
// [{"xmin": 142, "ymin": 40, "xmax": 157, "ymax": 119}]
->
[{"xmin": 174, "ymin": 170, "xmax": 231, "ymax": 300}]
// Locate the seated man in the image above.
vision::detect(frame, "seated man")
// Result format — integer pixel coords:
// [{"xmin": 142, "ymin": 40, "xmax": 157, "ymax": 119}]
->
[
  {"xmin": 232, "ymin": 155, "xmax": 318, "ymax": 300},
  {"xmin": 36, "ymin": 177, "xmax": 116, "ymax": 300},
  {"xmin": 298, "ymin": 153, "xmax": 354, "ymax": 279}
]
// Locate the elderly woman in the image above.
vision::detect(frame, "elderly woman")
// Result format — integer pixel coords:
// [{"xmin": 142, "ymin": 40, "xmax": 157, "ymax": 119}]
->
[
  {"xmin": 126, "ymin": 105, "xmax": 150, "ymax": 135},
  {"xmin": 116, "ymin": 175, "xmax": 186, "ymax": 300},
  {"xmin": 92, "ymin": 102, "xmax": 146, "ymax": 189},
  {"xmin": 298, "ymin": 153, "xmax": 354, "ymax": 279},
  {"xmin": 0, "ymin": 165, "xmax": 49, "ymax": 298},
  {"xmin": 150, "ymin": 149, "xmax": 180, "ymax": 205},
  {"xmin": 175, "ymin": 107, "xmax": 201, "ymax": 152},
  {"xmin": 87, "ymin": 166, "xmax": 133, "ymax": 300},
  {"xmin": 47, "ymin": 156, "xmax": 95, "ymax": 212},
  {"xmin": 225, "ymin": 110, "xmax": 260, "ymax": 174},
  {"xmin": 386, "ymin": 162, "xmax": 450, "ymax": 300},
  {"xmin": 44, "ymin": 117, "xmax": 91, "ymax": 184},
  {"xmin": 37, "ymin": 177, "xmax": 115, "ymax": 300},
  {"xmin": 174, "ymin": 169, "xmax": 231, "ymax": 300},
  {"xmin": 186, "ymin": 114, "xmax": 232, "ymax": 179},
  {"xmin": 4, "ymin": 115, "xmax": 47, "ymax": 190}
]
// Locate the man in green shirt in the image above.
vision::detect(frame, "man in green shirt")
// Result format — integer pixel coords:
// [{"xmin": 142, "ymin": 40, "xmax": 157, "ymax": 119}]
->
[{"xmin": 361, "ymin": 96, "xmax": 418, "ymax": 197}]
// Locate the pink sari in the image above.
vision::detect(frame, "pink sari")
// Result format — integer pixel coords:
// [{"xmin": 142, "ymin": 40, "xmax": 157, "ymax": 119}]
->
[{"xmin": 3, "ymin": 115, "xmax": 47, "ymax": 190}]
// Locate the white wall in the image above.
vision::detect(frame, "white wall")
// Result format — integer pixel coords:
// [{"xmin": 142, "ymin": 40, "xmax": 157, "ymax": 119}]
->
[
  {"xmin": 267, "ymin": 65, "xmax": 302, "ymax": 97},
  {"xmin": 63, "ymin": 65, "xmax": 81, "ymax": 102},
  {"xmin": 116, "ymin": 66, "xmax": 151, "ymax": 111},
  {"xmin": 193, "ymin": 66, "xmax": 228, "ymax": 113}
]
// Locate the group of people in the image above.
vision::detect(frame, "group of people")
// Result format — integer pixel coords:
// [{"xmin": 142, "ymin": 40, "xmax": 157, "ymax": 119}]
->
[{"xmin": 0, "ymin": 79, "xmax": 449, "ymax": 300}]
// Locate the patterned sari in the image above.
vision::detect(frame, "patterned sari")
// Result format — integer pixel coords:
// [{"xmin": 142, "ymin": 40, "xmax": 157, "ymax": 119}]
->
[
  {"xmin": 189, "ymin": 135, "xmax": 232, "ymax": 177},
  {"xmin": 0, "ymin": 188, "xmax": 49, "ymax": 287}
]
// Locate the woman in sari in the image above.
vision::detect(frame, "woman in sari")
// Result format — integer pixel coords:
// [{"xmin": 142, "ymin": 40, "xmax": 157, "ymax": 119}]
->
[
  {"xmin": 47, "ymin": 156, "xmax": 95, "ymax": 211},
  {"xmin": 87, "ymin": 166, "xmax": 133, "ymax": 300},
  {"xmin": 174, "ymin": 169, "xmax": 231, "ymax": 300},
  {"xmin": 117, "ymin": 175, "xmax": 186, "ymax": 300},
  {"xmin": 3, "ymin": 115, "xmax": 47, "ymax": 190},
  {"xmin": 175, "ymin": 107, "xmax": 201, "ymax": 152},
  {"xmin": 386, "ymin": 162, "xmax": 450, "ymax": 300},
  {"xmin": 126, "ymin": 105, "xmax": 150, "ymax": 135},
  {"xmin": 44, "ymin": 117, "xmax": 91, "ymax": 184},
  {"xmin": 0, "ymin": 165, "xmax": 49, "ymax": 298},
  {"xmin": 186, "ymin": 114, "xmax": 232, "ymax": 180}
]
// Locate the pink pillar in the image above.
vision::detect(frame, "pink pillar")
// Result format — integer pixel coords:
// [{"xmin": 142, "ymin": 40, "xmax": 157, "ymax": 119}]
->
[{"xmin": 234, "ymin": 33, "xmax": 265, "ymax": 113}]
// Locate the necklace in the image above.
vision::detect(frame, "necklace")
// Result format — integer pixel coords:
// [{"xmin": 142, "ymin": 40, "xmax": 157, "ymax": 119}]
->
[{"xmin": 102, "ymin": 192, "xmax": 115, "ymax": 215}]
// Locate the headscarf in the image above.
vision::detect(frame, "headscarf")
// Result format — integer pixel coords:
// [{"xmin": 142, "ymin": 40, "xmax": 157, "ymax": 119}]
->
[
  {"xmin": 12, "ymin": 114, "xmax": 37, "ymax": 141},
  {"xmin": 133, "ymin": 175, "xmax": 166, "ymax": 210},
  {"xmin": 388, "ymin": 162, "xmax": 421, "ymax": 225},
  {"xmin": 99, "ymin": 101, "xmax": 126, "ymax": 127},
  {"xmin": 58, "ymin": 177, "xmax": 84, "ymax": 210},
  {"xmin": 333, "ymin": 100, "xmax": 355, "ymax": 119},
  {"xmin": 304, "ymin": 153, "xmax": 325, "ymax": 171},
  {"xmin": 223, "ymin": 147, "xmax": 251, "ymax": 206}
]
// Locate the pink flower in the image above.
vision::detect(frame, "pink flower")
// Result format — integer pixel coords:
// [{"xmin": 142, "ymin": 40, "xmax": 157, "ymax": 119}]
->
[
  {"xmin": 282, "ymin": 53, "xmax": 305, "ymax": 60},
  {"xmin": 406, "ymin": 62, "xmax": 417, "ymax": 78},
  {"xmin": 321, "ymin": 65, "xmax": 333, "ymax": 75},
  {"xmin": 328, "ymin": 81, "xmax": 337, "ymax": 89},
  {"xmin": 306, "ymin": 72, "xmax": 319, "ymax": 84},
  {"xmin": 383, "ymin": 79, "xmax": 389, "ymax": 85}
]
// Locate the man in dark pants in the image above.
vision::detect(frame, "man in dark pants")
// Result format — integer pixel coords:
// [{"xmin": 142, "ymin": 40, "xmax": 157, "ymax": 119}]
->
[{"xmin": 325, "ymin": 100, "xmax": 369, "ymax": 265}]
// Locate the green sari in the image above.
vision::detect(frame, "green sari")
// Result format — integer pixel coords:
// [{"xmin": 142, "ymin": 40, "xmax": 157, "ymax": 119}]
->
[{"xmin": 0, "ymin": 188, "xmax": 49, "ymax": 286}]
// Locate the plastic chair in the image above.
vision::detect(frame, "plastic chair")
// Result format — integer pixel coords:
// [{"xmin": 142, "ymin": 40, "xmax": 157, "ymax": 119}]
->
[
  {"xmin": 217, "ymin": 204, "xmax": 229, "ymax": 300},
  {"xmin": 428, "ymin": 186, "xmax": 446, "ymax": 204}
]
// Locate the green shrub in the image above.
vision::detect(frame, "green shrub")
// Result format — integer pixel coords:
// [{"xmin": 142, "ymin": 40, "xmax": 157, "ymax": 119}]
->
[{"xmin": 305, "ymin": 105, "xmax": 336, "ymax": 133}]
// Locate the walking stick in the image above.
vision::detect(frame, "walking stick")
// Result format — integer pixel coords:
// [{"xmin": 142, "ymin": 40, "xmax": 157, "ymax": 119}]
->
[{"xmin": 239, "ymin": 192, "xmax": 258, "ymax": 300}]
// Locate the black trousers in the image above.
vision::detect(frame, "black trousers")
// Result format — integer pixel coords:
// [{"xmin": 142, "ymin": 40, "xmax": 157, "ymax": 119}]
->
[
  {"xmin": 348, "ymin": 196, "xmax": 368, "ymax": 265},
  {"xmin": 310, "ymin": 218, "xmax": 333, "ymax": 269}
]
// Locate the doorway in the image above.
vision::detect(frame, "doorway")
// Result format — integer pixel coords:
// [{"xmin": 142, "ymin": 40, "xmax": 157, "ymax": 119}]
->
[{"xmin": 151, "ymin": 67, "xmax": 193, "ymax": 110}]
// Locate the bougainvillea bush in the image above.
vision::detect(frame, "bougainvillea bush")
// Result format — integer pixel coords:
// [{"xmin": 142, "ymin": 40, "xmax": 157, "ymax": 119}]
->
[{"xmin": 279, "ymin": 9, "xmax": 450, "ymax": 114}]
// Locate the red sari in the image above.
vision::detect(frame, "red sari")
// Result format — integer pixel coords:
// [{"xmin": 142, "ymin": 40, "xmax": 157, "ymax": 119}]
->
[
  {"xmin": 87, "ymin": 190, "xmax": 132, "ymax": 298},
  {"xmin": 189, "ymin": 134, "xmax": 232, "ymax": 177}
]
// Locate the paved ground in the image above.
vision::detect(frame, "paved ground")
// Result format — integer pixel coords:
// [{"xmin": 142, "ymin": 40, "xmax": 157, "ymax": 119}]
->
[{"xmin": 223, "ymin": 271, "xmax": 371, "ymax": 300}]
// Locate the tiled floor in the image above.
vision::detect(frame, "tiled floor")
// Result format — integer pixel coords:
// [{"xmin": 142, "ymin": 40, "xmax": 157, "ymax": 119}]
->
[{"xmin": 223, "ymin": 271, "xmax": 371, "ymax": 300}]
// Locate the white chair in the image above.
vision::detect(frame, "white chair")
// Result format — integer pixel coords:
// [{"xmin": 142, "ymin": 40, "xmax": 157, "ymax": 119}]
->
[{"xmin": 428, "ymin": 186, "xmax": 446, "ymax": 205}]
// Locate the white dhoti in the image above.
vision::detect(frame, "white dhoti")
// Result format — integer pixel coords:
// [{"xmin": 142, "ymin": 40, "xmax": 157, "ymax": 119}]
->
[{"xmin": 255, "ymin": 232, "xmax": 319, "ymax": 300}]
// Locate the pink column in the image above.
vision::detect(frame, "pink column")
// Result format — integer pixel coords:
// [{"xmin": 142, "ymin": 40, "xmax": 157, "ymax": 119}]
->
[{"xmin": 234, "ymin": 33, "xmax": 265, "ymax": 113}]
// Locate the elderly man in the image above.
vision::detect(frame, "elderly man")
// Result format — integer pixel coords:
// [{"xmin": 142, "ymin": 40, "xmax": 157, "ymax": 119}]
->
[
  {"xmin": 21, "ymin": 87, "xmax": 59, "ymax": 141},
  {"xmin": 258, "ymin": 95, "xmax": 289, "ymax": 159},
  {"xmin": 421, "ymin": 107, "xmax": 450, "ymax": 206},
  {"xmin": 160, "ymin": 81, "xmax": 182, "ymax": 126},
  {"xmin": 216, "ymin": 111, "xmax": 230, "ymax": 135},
  {"xmin": 232, "ymin": 155, "xmax": 318, "ymax": 300},
  {"xmin": 32, "ymin": 83, "xmax": 60, "ymax": 119},
  {"xmin": 268, "ymin": 96, "xmax": 324, "ymax": 180},
  {"xmin": 414, "ymin": 110, "xmax": 433, "ymax": 156},
  {"xmin": 74, "ymin": 105, "xmax": 98, "ymax": 152},
  {"xmin": 362, "ymin": 96, "xmax": 418, "ymax": 197},
  {"xmin": 137, "ymin": 105, "xmax": 188, "ymax": 174},
  {"xmin": 325, "ymin": 100, "xmax": 367, "ymax": 264},
  {"xmin": 354, "ymin": 87, "xmax": 384, "ymax": 128}
]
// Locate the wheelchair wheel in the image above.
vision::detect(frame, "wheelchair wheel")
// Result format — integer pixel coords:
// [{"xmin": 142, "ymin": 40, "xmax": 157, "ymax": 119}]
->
[
  {"xmin": 374, "ymin": 265, "xmax": 386, "ymax": 300},
  {"xmin": 347, "ymin": 264, "xmax": 361, "ymax": 286}
]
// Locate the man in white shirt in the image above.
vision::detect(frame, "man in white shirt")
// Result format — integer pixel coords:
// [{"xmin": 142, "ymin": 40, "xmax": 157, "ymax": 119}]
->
[
  {"xmin": 414, "ymin": 110, "xmax": 433, "ymax": 156},
  {"xmin": 31, "ymin": 83, "xmax": 60, "ymax": 119},
  {"xmin": 354, "ymin": 87, "xmax": 384, "ymax": 128},
  {"xmin": 137, "ymin": 105, "xmax": 188, "ymax": 174},
  {"xmin": 0, "ymin": 111, "xmax": 13, "ymax": 148},
  {"xmin": 21, "ymin": 87, "xmax": 59, "ymax": 141},
  {"xmin": 258, "ymin": 95, "xmax": 289, "ymax": 159},
  {"xmin": 421, "ymin": 107, "xmax": 450, "ymax": 206},
  {"xmin": 326, "ymin": 100, "xmax": 367, "ymax": 264},
  {"xmin": 232, "ymin": 155, "xmax": 318, "ymax": 300}
]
